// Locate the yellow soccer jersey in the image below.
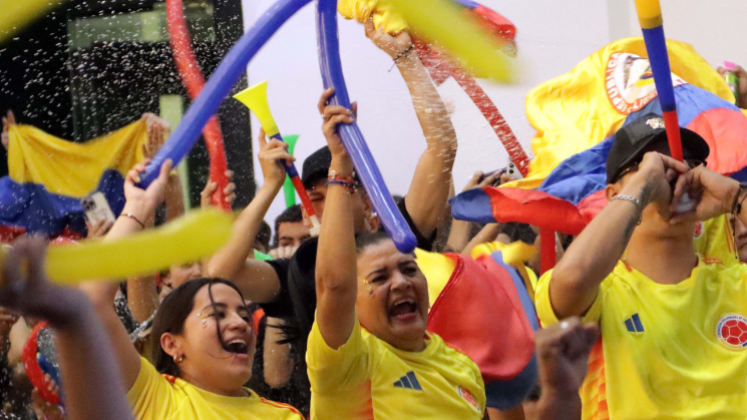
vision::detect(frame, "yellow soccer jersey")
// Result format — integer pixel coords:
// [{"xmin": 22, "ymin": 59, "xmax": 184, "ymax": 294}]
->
[
  {"xmin": 693, "ymin": 215, "xmax": 739, "ymax": 267},
  {"xmin": 307, "ymin": 317, "xmax": 486, "ymax": 420},
  {"xmin": 536, "ymin": 257, "xmax": 747, "ymax": 420},
  {"xmin": 128, "ymin": 358, "xmax": 303, "ymax": 420}
]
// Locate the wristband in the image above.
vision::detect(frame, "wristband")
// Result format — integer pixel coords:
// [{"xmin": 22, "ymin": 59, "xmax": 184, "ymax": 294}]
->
[{"xmin": 328, "ymin": 169, "xmax": 356, "ymax": 185}]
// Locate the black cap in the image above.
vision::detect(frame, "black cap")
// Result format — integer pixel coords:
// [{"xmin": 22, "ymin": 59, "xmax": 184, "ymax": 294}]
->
[
  {"xmin": 606, "ymin": 113, "xmax": 710, "ymax": 184},
  {"xmin": 301, "ymin": 146, "xmax": 360, "ymax": 189}
]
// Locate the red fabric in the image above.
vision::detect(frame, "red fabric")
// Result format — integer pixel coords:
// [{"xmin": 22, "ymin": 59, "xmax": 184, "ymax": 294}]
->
[
  {"xmin": 687, "ymin": 108, "xmax": 747, "ymax": 175},
  {"xmin": 577, "ymin": 189, "xmax": 608, "ymax": 224},
  {"xmin": 485, "ymin": 187, "xmax": 587, "ymax": 235},
  {"xmin": 0, "ymin": 225, "xmax": 26, "ymax": 243},
  {"xmin": 427, "ymin": 253, "xmax": 535, "ymax": 382}
]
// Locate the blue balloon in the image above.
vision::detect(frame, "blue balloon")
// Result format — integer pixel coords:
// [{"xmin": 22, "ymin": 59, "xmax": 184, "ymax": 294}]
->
[
  {"xmin": 140, "ymin": 0, "xmax": 416, "ymax": 253},
  {"xmin": 138, "ymin": 0, "xmax": 312, "ymax": 187},
  {"xmin": 316, "ymin": 0, "xmax": 417, "ymax": 253}
]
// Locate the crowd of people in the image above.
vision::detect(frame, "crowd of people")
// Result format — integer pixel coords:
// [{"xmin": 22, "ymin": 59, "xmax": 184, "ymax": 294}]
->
[{"xmin": 2, "ymin": 14, "xmax": 747, "ymax": 420}]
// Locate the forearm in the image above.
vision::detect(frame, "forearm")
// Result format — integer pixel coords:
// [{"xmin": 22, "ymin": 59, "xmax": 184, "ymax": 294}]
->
[
  {"xmin": 532, "ymin": 390, "xmax": 581, "ymax": 420},
  {"xmin": 263, "ymin": 317, "xmax": 293, "ymax": 388},
  {"xmin": 446, "ymin": 219, "xmax": 472, "ymax": 253},
  {"xmin": 316, "ymin": 157, "xmax": 357, "ymax": 349},
  {"xmin": 550, "ymin": 177, "xmax": 651, "ymax": 318},
  {"xmin": 55, "ymin": 303, "xmax": 134, "ymax": 420},
  {"xmin": 398, "ymin": 54, "xmax": 457, "ymax": 237},
  {"xmin": 207, "ymin": 183, "xmax": 280, "ymax": 279},
  {"xmin": 165, "ymin": 172, "xmax": 185, "ymax": 222},
  {"xmin": 462, "ymin": 223, "xmax": 502, "ymax": 256},
  {"xmin": 126, "ymin": 275, "xmax": 158, "ymax": 323}
]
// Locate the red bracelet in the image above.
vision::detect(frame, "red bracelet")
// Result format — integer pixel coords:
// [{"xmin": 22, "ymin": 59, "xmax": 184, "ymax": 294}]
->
[{"xmin": 328, "ymin": 169, "xmax": 356, "ymax": 185}]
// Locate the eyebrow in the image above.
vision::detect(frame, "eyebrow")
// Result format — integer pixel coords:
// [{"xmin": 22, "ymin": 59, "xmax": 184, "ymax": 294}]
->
[
  {"xmin": 200, "ymin": 302, "xmax": 251, "ymax": 314},
  {"xmin": 364, "ymin": 267, "xmax": 387, "ymax": 279}
]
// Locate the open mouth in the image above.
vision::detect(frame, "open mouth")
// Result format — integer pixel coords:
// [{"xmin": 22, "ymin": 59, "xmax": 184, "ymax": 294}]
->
[
  {"xmin": 388, "ymin": 299, "xmax": 418, "ymax": 321},
  {"xmin": 225, "ymin": 339, "xmax": 249, "ymax": 354}
]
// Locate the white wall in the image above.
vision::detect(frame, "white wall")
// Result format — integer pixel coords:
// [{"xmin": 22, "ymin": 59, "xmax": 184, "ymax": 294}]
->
[{"xmin": 241, "ymin": 0, "xmax": 745, "ymax": 230}]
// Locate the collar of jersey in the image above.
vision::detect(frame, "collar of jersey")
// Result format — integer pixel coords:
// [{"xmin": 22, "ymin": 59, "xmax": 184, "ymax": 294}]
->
[{"xmin": 613, "ymin": 255, "xmax": 704, "ymax": 290}]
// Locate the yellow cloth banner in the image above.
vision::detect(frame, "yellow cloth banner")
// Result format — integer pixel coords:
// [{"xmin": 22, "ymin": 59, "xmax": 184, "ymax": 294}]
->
[
  {"xmin": 8, "ymin": 120, "xmax": 148, "ymax": 197},
  {"xmin": 507, "ymin": 37, "xmax": 736, "ymax": 191}
]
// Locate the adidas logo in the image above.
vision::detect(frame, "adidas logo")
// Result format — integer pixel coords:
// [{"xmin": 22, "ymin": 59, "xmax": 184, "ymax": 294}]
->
[
  {"xmin": 393, "ymin": 371, "xmax": 422, "ymax": 391},
  {"xmin": 624, "ymin": 313, "xmax": 645, "ymax": 333}
]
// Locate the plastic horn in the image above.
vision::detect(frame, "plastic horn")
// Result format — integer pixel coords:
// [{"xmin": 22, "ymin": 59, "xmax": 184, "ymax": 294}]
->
[
  {"xmin": 634, "ymin": 0, "xmax": 683, "ymax": 161},
  {"xmin": 137, "ymin": 0, "xmax": 314, "ymax": 189},
  {"xmin": 317, "ymin": 0, "xmax": 417, "ymax": 252},
  {"xmin": 234, "ymin": 81, "xmax": 321, "ymax": 234},
  {"xmin": 0, "ymin": 210, "xmax": 231, "ymax": 286},
  {"xmin": 166, "ymin": 0, "xmax": 230, "ymax": 210}
]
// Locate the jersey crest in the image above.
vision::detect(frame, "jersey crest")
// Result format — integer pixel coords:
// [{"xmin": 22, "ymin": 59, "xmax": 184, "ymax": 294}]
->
[{"xmin": 716, "ymin": 314, "xmax": 747, "ymax": 350}]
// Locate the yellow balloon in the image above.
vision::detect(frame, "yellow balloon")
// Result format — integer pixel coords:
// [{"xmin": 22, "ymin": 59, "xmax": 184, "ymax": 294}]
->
[
  {"xmin": 40, "ymin": 209, "xmax": 232, "ymax": 284},
  {"xmin": 0, "ymin": 0, "xmax": 72, "ymax": 43},
  {"xmin": 234, "ymin": 81, "xmax": 281, "ymax": 138},
  {"xmin": 380, "ymin": 0, "xmax": 515, "ymax": 83}
]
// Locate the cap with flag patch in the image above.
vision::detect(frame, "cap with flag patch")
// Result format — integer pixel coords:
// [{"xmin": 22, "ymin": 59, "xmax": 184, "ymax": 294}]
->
[{"xmin": 606, "ymin": 113, "xmax": 710, "ymax": 184}]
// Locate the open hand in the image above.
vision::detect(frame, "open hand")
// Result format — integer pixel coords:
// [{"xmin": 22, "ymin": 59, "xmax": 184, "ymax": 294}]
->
[{"xmin": 141, "ymin": 113, "xmax": 170, "ymax": 160}]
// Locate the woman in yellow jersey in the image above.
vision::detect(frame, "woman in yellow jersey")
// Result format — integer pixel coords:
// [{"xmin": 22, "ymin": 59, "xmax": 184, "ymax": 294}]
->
[
  {"xmin": 84, "ymin": 160, "xmax": 303, "ymax": 420},
  {"xmin": 309, "ymin": 107, "xmax": 486, "ymax": 419}
]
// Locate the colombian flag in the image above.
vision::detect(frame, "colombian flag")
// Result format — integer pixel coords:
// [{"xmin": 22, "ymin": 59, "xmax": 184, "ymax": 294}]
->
[
  {"xmin": 0, "ymin": 120, "xmax": 149, "ymax": 240},
  {"xmin": 418, "ymin": 245, "xmax": 539, "ymax": 410},
  {"xmin": 450, "ymin": 37, "xmax": 747, "ymax": 235}
]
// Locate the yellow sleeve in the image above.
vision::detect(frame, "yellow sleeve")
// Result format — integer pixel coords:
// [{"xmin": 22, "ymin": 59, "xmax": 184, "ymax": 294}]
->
[
  {"xmin": 534, "ymin": 269, "xmax": 603, "ymax": 327},
  {"xmin": 127, "ymin": 357, "xmax": 175, "ymax": 420},
  {"xmin": 306, "ymin": 317, "xmax": 372, "ymax": 394}
]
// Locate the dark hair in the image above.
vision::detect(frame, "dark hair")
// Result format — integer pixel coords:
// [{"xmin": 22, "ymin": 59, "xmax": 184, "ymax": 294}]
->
[
  {"xmin": 151, "ymin": 278, "xmax": 246, "ymax": 377},
  {"xmin": 354, "ymin": 230, "xmax": 392, "ymax": 254},
  {"xmin": 255, "ymin": 221, "xmax": 272, "ymax": 253},
  {"xmin": 273, "ymin": 204, "xmax": 303, "ymax": 247}
]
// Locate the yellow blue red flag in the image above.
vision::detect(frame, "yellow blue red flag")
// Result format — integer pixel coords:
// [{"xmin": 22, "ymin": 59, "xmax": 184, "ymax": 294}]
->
[{"xmin": 0, "ymin": 120, "xmax": 149, "ymax": 240}]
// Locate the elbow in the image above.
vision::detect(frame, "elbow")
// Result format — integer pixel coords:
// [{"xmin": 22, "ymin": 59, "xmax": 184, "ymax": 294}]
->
[{"xmin": 264, "ymin": 370, "xmax": 291, "ymax": 389}]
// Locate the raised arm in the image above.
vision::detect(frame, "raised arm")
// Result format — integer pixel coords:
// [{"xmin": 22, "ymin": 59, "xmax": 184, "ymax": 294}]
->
[
  {"xmin": 79, "ymin": 159, "xmax": 172, "ymax": 390},
  {"xmin": 205, "ymin": 129, "xmax": 291, "ymax": 303},
  {"xmin": 315, "ymin": 102, "xmax": 358, "ymax": 350},
  {"xmin": 549, "ymin": 153, "xmax": 688, "ymax": 318},
  {"xmin": 365, "ymin": 20, "xmax": 457, "ymax": 240},
  {"xmin": 531, "ymin": 318, "xmax": 599, "ymax": 420},
  {"xmin": 0, "ymin": 238, "xmax": 134, "ymax": 420}
]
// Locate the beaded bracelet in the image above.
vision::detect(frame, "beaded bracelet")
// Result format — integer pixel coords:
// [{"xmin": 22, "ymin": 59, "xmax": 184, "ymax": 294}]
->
[{"xmin": 326, "ymin": 180, "xmax": 356, "ymax": 194}]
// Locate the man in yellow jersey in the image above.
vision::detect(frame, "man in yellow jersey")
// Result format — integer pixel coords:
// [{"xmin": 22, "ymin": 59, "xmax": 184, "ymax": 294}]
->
[{"xmin": 536, "ymin": 113, "xmax": 747, "ymax": 420}]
